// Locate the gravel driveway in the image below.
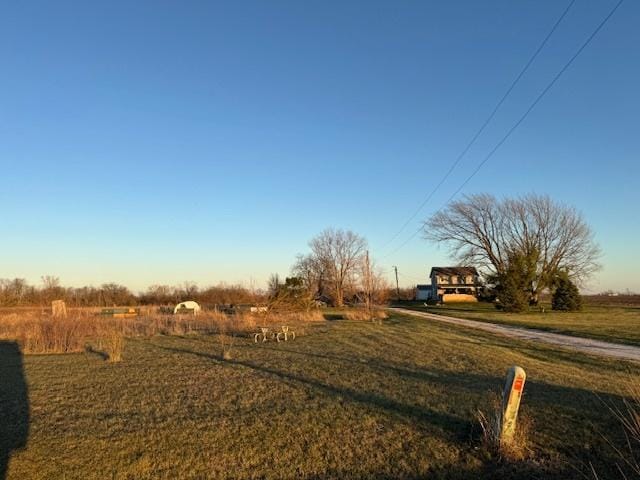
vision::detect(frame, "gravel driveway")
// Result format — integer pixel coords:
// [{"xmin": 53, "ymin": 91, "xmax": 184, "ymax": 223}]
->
[{"xmin": 392, "ymin": 308, "xmax": 640, "ymax": 363}]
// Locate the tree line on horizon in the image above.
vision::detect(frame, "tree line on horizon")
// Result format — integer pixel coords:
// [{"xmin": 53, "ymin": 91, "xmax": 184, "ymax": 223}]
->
[
  {"xmin": 0, "ymin": 277, "xmax": 265, "ymax": 308},
  {"xmin": 0, "ymin": 228, "xmax": 392, "ymax": 309},
  {"xmin": 0, "ymin": 193, "xmax": 606, "ymax": 312}
]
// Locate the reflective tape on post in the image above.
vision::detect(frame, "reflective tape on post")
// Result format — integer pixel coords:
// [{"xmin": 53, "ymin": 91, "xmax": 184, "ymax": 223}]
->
[{"xmin": 500, "ymin": 365, "xmax": 526, "ymax": 444}]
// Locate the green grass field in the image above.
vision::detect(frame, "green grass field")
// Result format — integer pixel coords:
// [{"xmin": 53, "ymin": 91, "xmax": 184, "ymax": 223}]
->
[
  {"xmin": 399, "ymin": 301, "xmax": 640, "ymax": 347},
  {"xmin": 1, "ymin": 312, "xmax": 638, "ymax": 479}
]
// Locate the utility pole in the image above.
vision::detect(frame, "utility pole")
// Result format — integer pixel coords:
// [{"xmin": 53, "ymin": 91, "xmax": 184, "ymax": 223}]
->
[
  {"xmin": 393, "ymin": 265, "xmax": 400, "ymax": 300},
  {"xmin": 364, "ymin": 250, "xmax": 372, "ymax": 314}
]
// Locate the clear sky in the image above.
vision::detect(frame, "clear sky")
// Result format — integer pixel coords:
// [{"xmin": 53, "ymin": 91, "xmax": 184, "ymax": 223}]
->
[{"xmin": 1, "ymin": 0, "xmax": 638, "ymax": 293}]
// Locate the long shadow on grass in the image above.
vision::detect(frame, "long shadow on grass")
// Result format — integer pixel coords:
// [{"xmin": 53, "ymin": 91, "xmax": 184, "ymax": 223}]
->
[
  {"xmin": 154, "ymin": 344, "xmax": 469, "ymax": 439},
  {"xmin": 0, "ymin": 341, "xmax": 29, "ymax": 480},
  {"xmin": 243, "ymin": 343, "xmax": 631, "ymax": 475},
  {"xmin": 250, "ymin": 343, "xmax": 629, "ymax": 401},
  {"xmin": 155, "ymin": 342, "xmax": 630, "ymax": 479}
]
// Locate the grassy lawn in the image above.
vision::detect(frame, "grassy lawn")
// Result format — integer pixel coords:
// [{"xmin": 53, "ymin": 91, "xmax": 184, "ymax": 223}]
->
[
  {"xmin": 398, "ymin": 301, "xmax": 640, "ymax": 347},
  {"xmin": 1, "ymin": 312, "xmax": 638, "ymax": 479}
]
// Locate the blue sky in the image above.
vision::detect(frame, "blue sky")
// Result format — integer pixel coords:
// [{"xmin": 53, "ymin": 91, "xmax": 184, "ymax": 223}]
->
[{"xmin": 1, "ymin": 0, "xmax": 638, "ymax": 293}]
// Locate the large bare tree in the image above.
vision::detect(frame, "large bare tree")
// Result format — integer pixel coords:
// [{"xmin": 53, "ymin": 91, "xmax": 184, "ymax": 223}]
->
[
  {"xmin": 424, "ymin": 193, "xmax": 600, "ymax": 301},
  {"xmin": 292, "ymin": 253, "xmax": 325, "ymax": 298},
  {"xmin": 299, "ymin": 228, "xmax": 368, "ymax": 306}
]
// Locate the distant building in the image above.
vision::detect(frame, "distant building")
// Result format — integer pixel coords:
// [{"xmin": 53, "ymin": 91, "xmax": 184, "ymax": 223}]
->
[
  {"xmin": 416, "ymin": 284, "xmax": 431, "ymax": 301},
  {"xmin": 174, "ymin": 300, "xmax": 201, "ymax": 315},
  {"xmin": 425, "ymin": 266, "xmax": 480, "ymax": 303}
]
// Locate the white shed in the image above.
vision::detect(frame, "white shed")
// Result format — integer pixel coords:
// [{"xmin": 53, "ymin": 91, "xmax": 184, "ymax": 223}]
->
[
  {"xmin": 174, "ymin": 300, "xmax": 202, "ymax": 315},
  {"xmin": 416, "ymin": 284, "xmax": 431, "ymax": 301}
]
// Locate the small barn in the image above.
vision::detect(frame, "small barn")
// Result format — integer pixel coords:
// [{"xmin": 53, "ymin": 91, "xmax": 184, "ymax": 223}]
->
[
  {"xmin": 415, "ymin": 285, "xmax": 431, "ymax": 301},
  {"xmin": 174, "ymin": 301, "xmax": 201, "ymax": 315}
]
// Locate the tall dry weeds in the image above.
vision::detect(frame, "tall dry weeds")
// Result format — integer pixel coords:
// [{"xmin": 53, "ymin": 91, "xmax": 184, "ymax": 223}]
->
[
  {"xmin": 594, "ymin": 379, "xmax": 640, "ymax": 478},
  {"xmin": 216, "ymin": 316, "xmax": 235, "ymax": 360},
  {"xmin": 108, "ymin": 332, "xmax": 124, "ymax": 362},
  {"xmin": 476, "ymin": 391, "xmax": 533, "ymax": 461},
  {"xmin": 0, "ymin": 306, "xmax": 326, "ymax": 355},
  {"xmin": 343, "ymin": 308, "xmax": 389, "ymax": 322}
]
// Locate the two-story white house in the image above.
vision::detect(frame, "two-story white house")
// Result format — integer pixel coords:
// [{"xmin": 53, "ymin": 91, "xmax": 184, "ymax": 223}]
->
[{"xmin": 417, "ymin": 266, "xmax": 480, "ymax": 303}]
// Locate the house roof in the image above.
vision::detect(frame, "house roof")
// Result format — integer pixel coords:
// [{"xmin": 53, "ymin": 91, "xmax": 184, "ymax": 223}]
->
[
  {"xmin": 429, "ymin": 266, "xmax": 478, "ymax": 277},
  {"xmin": 416, "ymin": 284, "xmax": 431, "ymax": 290}
]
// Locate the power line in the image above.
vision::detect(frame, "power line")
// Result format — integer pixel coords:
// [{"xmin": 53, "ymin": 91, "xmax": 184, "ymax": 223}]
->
[
  {"xmin": 397, "ymin": 271, "xmax": 426, "ymax": 283},
  {"xmin": 440, "ymin": 0, "xmax": 624, "ymax": 206},
  {"xmin": 381, "ymin": 225, "xmax": 422, "ymax": 259},
  {"xmin": 382, "ymin": 0, "xmax": 624, "ymax": 260},
  {"xmin": 379, "ymin": 0, "xmax": 576, "ymax": 251}
]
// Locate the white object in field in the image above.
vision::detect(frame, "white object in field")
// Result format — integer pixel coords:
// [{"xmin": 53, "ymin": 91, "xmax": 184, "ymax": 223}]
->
[
  {"xmin": 51, "ymin": 300, "xmax": 67, "ymax": 318},
  {"xmin": 250, "ymin": 306, "xmax": 268, "ymax": 313},
  {"xmin": 254, "ymin": 327, "xmax": 271, "ymax": 343},
  {"xmin": 500, "ymin": 366, "xmax": 526, "ymax": 445},
  {"xmin": 173, "ymin": 301, "xmax": 201, "ymax": 315},
  {"xmin": 276, "ymin": 325, "xmax": 295, "ymax": 342}
]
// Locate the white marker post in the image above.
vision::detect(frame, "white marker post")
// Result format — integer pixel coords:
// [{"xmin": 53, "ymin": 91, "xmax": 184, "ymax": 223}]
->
[{"xmin": 500, "ymin": 366, "xmax": 526, "ymax": 445}]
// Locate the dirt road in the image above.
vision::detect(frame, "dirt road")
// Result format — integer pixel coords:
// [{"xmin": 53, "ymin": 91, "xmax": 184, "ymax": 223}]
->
[{"xmin": 392, "ymin": 307, "xmax": 640, "ymax": 363}]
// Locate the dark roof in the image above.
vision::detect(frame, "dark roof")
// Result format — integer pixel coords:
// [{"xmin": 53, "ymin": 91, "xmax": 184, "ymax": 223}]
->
[
  {"xmin": 429, "ymin": 266, "xmax": 478, "ymax": 276},
  {"xmin": 416, "ymin": 284, "xmax": 431, "ymax": 290}
]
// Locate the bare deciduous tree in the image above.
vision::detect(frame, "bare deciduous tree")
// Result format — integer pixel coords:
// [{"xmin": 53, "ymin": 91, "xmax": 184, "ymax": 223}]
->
[
  {"xmin": 267, "ymin": 273, "xmax": 281, "ymax": 297},
  {"xmin": 360, "ymin": 251, "xmax": 390, "ymax": 312},
  {"xmin": 361, "ymin": 250, "xmax": 373, "ymax": 314},
  {"xmin": 292, "ymin": 254, "xmax": 325, "ymax": 298},
  {"xmin": 303, "ymin": 228, "xmax": 368, "ymax": 307},
  {"xmin": 424, "ymin": 193, "xmax": 600, "ymax": 302},
  {"xmin": 0, "ymin": 278, "xmax": 33, "ymax": 306},
  {"xmin": 41, "ymin": 275, "xmax": 65, "ymax": 304}
]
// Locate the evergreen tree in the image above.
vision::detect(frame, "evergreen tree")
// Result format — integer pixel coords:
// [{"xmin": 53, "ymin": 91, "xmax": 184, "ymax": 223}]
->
[
  {"xmin": 494, "ymin": 250, "xmax": 537, "ymax": 313},
  {"xmin": 551, "ymin": 272, "xmax": 582, "ymax": 311}
]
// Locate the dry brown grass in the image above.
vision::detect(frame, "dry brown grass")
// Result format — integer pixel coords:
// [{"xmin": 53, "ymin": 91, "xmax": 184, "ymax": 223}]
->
[
  {"xmin": 0, "ymin": 307, "xmax": 326, "ymax": 355},
  {"xmin": 100, "ymin": 330, "xmax": 124, "ymax": 362},
  {"xmin": 4, "ymin": 309, "xmax": 637, "ymax": 479},
  {"xmin": 343, "ymin": 308, "xmax": 389, "ymax": 321},
  {"xmin": 597, "ymin": 379, "xmax": 640, "ymax": 478},
  {"xmin": 270, "ymin": 309, "xmax": 325, "ymax": 324},
  {"xmin": 476, "ymin": 391, "xmax": 534, "ymax": 462},
  {"xmin": 216, "ymin": 317, "xmax": 235, "ymax": 361},
  {"xmin": 0, "ymin": 313, "xmax": 87, "ymax": 354}
]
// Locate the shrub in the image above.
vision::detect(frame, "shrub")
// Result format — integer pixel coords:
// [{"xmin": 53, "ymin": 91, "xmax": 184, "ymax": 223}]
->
[
  {"xmin": 551, "ymin": 272, "xmax": 582, "ymax": 311},
  {"xmin": 102, "ymin": 331, "xmax": 124, "ymax": 362},
  {"xmin": 494, "ymin": 250, "xmax": 537, "ymax": 313}
]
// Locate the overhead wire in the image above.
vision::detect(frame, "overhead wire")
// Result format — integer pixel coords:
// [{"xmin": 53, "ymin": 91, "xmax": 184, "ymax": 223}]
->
[
  {"xmin": 378, "ymin": 0, "xmax": 577, "ymax": 250},
  {"xmin": 382, "ymin": 0, "xmax": 625, "ymax": 261}
]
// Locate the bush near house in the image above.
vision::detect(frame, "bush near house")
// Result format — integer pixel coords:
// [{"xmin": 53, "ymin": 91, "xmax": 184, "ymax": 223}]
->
[
  {"xmin": 551, "ymin": 273, "xmax": 582, "ymax": 311},
  {"xmin": 493, "ymin": 251, "xmax": 537, "ymax": 313}
]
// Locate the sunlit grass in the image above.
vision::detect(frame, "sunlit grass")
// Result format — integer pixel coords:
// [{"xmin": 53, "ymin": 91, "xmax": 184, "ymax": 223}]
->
[
  {"xmin": 401, "ymin": 302, "xmax": 640, "ymax": 346},
  {"xmin": 2, "ymin": 312, "xmax": 638, "ymax": 479}
]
